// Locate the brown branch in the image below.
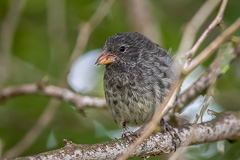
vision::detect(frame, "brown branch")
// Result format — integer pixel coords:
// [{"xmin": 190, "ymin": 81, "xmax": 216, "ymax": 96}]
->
[
  {"xmin": 183, "ymin": 17, "xmax": 240, "ymax": 73},
  {"xmin": 11, "ymin": 111, "xmax": 240, "ymax": 160},
  {"xmin": 177, "ymin": 0, "xmax": 221, "ymax": 56},
  {"xmin": 177, "ymin": 39, "xmax": 240, "ymax": 107},
  {"xmin": 0, "ymin": 83, "xmax": 107, "ymax": 110},
  {"xmin": 185, "ymin": 0, "xmax": 228, "ymax": 60}
]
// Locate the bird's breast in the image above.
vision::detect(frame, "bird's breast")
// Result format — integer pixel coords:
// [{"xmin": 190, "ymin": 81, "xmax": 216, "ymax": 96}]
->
[{"xmin": 104, "ymin": 69, "xmax": 160, "ymax": 126}]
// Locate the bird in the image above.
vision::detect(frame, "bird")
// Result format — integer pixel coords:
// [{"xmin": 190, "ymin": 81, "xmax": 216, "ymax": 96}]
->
[{"xmin": 95, "ymin": 32, "xmax": 180, "ymax": 141}]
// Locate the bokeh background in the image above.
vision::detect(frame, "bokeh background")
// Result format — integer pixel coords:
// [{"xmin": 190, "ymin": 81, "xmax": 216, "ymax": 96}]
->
[{"xmin": 0, "ymin": 0, "xmax": 240, "ymax": 159}]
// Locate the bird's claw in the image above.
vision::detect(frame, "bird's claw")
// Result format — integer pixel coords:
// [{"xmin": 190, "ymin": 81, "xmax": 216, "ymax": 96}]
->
[
  {"xmin": 121, "ymin": 123, "xmax": 140, "ymax": 142},
  {"xmin": 121, "ymin": 131, "xmax": 134, "ymax": 142},
  {"xmin": 160, "ymin": 119, "xmax": 181, "ymax": 151}
]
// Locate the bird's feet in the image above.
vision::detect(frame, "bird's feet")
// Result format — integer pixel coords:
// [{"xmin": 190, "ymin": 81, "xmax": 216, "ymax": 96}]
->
[
  {"xmin": 121, "ymin": 123, "xmax": 140, "ymax": 142},
  {"xmin": 160, "ymin": 119, "xmax": 181, "ymax": 151}
]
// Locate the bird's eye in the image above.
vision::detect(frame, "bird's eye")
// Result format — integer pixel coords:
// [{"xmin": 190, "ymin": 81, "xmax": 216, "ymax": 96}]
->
[{"xmin": 119, "ymin": 46, "xmax": 125, "ymax": 52}]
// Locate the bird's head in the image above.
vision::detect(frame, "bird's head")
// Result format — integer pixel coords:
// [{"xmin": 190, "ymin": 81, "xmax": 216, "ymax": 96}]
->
[{"xmin": 95, "ymin": 32, "xmax": 156, "ymax": 67}]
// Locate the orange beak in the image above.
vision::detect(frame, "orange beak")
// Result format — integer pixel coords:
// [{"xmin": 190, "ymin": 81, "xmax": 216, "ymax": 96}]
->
[{"xmin": 95, "ymin": 50, "xmax": 117, "ymax": 66}]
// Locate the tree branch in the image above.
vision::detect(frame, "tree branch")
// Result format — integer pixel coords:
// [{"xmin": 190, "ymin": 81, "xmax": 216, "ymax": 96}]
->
[
  {"xmin": 177, "ymin": 38, "xmax": 240, "ymax": 107},
  {"xmin": 0, "ymin": 83, "xmax": 107, "ymax": 110},
  {"xmin": 177, "ymin": 0, "xmax": 221, "ymax": 58},
  {"xmin": 184, "ymin": 0, "xmax": 228, "ymax": 60},
  {"xmin": 183, "ymin": 17, "xmax": 240, "ymax": 73},
  {"xmin": 11, "ymin": 111, "xmax": 240, "ymax": 160}
]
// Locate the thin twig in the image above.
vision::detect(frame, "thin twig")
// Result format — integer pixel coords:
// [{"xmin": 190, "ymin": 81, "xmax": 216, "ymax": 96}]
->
[
  {"xmin": 182, "ymin": 0, "xmax": 228, "ymax": 70},
  {"xmin": 177, "ymin": 40, "xmax": 238, "ymax": 108},
  {"xmin": 184, "ymin": 18, "xmax": 240, "ymax": 73},
  {"xmin": 185, "ymin": 0, "xmax": 228, "ymax": 60},
  {"xmin": 177, "ymin": 0, "xmax": 221, "ymax": 57},
  {"xmin": 199, "ymin": 48, "xmax": 225, "ymax": 122},
  {"xmin": 0, "ymin": 0, "xmax": 26, "ymax": 84}
]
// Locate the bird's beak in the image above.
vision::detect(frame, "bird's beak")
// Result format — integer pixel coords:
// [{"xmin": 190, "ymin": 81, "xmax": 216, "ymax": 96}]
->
[{"xmin": 95, "ymin": 50, "xmax": 117, "ymax": 66}]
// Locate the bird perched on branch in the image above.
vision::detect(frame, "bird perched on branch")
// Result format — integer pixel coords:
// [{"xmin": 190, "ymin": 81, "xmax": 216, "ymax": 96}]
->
[{"xmin": 95, "ymin": 32, "xmax": 180, "ymax": 144}]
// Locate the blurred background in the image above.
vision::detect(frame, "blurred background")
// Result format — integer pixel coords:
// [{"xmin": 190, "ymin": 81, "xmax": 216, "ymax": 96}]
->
[{"xmin": 0, "ymin": 0, "xmax": 240, "ymax": 159}]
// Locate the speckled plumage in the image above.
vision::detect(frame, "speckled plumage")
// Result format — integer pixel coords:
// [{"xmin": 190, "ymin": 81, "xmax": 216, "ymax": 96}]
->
[{"xmin": 101, "ymin": 32, "xmax": 180, "ymax": 128}]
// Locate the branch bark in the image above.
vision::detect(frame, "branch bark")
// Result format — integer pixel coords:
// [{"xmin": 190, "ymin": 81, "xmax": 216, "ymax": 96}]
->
[
  {"xmin": 11, "ymin": 111, "xmax": 240, "ymax": 160},
  {"xmin": 177, "ymin": 39, "xmax": 240, "ymax": 107},
  {"xmin": 0, "ymin": 83, "xmax": 107, "ymax": 110}
]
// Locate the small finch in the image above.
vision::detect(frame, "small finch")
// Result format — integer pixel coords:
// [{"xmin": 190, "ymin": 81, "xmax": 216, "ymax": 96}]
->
[{"xmin": 95, "ymin": 32, "xmax": 180, "ymax": 141}]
